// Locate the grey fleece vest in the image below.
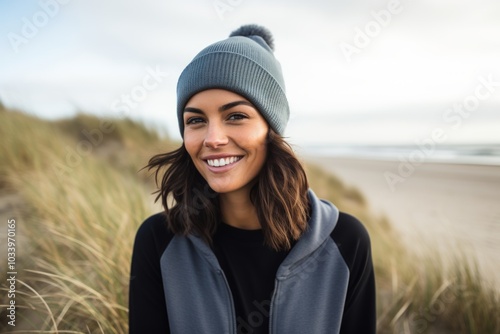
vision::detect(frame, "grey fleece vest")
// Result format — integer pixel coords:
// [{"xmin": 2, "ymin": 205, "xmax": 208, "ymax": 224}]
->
[{"xmin": 160, "ymin": 190, "xmax": 348, "ymax": 333}]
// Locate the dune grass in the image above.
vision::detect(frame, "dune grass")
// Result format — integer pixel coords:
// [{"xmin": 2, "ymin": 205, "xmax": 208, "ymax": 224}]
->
[
  {"xmin": 6, "ymin": 159, "xmax": 150, "ymax": 332},
  {"xmin": 1, "ymin": 108, "xmax": 499, "ymax": 333}
]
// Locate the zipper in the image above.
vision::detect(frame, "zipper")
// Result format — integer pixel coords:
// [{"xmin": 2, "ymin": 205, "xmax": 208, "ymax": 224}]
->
[
  {"xmin": 219, "ymin": 269, "xmax": 238, "ymax": 334},
  {"xmin": 268, "ymin": 279, "xmax": 280, "ymax": 334}
]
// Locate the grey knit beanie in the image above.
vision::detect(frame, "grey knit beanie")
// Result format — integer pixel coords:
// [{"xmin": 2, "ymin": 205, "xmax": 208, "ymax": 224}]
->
[{"xmin": 177, "ymin": 24, "xmax": 289, "ymax": 136}]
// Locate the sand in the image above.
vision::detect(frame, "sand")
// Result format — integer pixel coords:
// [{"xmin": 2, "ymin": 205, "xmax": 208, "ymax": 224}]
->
[{"xmin": 304, "ymin": 155, "xmax": 500, "ymax": 289}]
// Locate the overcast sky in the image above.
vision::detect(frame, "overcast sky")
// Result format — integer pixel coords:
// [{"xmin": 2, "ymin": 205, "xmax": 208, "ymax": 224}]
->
[{"xmin": 1, "ymin": 0, "xmax": 499, "ymax": 146}]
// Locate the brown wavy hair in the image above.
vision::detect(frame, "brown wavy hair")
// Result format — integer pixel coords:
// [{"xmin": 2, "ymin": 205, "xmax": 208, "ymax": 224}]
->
[{"xmin": 146, "ymin": 130, "xmax": 310, "ymax": 251}]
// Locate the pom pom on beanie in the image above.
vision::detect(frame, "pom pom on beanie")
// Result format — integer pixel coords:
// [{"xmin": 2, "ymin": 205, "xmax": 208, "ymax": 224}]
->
[
  {"xmin": 229, "ymin": 24, "xmax": 275, "ymax": 50},
  {"xmin": 176, "ymin": 24, "xmax": 289, "ymax": 136}
]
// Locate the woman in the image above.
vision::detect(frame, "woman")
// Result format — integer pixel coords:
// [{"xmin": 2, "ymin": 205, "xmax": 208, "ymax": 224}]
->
[{"xmin": 129, "ymin": 24, "xmax": 376, "ymax": 334}]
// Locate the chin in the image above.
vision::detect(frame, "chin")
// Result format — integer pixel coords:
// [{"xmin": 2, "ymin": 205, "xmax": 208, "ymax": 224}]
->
[
  {"xmin": 207, "ymin": 185, "xmax": 233, "ymax": 194},
  {"xmin": 205, "ymin": 180, "xmax": 242, "ymax": 194}
]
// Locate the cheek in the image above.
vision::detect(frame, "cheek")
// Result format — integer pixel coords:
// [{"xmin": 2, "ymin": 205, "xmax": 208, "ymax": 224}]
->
[
  {"xmin": 183, "ymin": 132, "xmax": 201, "ymax": 159},
  {"xmin": 246, "ymin": 122, "xmax": 268, "ymax": 145},
  {"xmin": 254, "ymin": 128, "xmax": 269, "ymax": 152},
  {"xmin": 246, "ymin": 131, "xmax": 268, "ymax": 162}
]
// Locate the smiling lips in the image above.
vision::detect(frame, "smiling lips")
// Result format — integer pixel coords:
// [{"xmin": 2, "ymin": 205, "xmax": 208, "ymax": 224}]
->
[{"xmin": 206, "ymin": 156, "xmax": 242, "ymax": 167}]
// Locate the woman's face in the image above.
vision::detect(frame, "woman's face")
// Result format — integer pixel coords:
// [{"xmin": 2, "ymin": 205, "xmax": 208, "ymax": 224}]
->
[{"xmin": 183, "ymin": 89, "xmax": 269, "ymax": 195}]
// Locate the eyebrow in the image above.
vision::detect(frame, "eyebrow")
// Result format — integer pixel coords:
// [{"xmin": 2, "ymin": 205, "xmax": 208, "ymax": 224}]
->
[
  {"xmin": 183, "ymin": 100, "xmax": 255, "ymax": 114},
  {"xmin": 218, "ymin": 100, "xmax": 254, "ymax": 112}
]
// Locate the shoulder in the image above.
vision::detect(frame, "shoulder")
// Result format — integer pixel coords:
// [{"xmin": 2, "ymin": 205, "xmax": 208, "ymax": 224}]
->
[
  {"xmin": 332, "ymin": 212, "xmax": 371, "ymax": 245},
  {"xmin": 133, "ymin": 212, "xmax": 175, "ymax": 257},
  {"xmin": 329, "ymin": 212, "xmax": 372, "ymax": 270}
]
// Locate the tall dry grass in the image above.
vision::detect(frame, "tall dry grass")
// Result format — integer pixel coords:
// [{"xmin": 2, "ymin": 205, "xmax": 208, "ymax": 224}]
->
[
  {"xmin": 0, "ymin": 110, "xmax": 168, "ymax": 332},
  {"xmin": 1, "ymin": 108, "xmax": 499, "ymax": 333}
]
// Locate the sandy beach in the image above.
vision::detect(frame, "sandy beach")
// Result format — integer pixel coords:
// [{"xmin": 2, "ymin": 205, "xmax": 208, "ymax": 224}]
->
[{"xmin": 303, "ymin": 155, "xmax": 500, "ymax": 289}]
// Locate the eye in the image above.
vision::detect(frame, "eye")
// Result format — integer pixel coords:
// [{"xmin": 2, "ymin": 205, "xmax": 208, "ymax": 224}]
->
[
  {"xmin": 186, "ymin": 117, "xmax": 205, "ymax": 125},
  {"xmin": 227, "ymin": 113, "xmax": 247, "ymax": 121}
]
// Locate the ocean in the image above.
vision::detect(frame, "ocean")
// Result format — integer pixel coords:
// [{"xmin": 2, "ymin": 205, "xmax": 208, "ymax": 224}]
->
[{"xmin": 297, "ymin": 143, "xmax": 500, "ymax": 166}]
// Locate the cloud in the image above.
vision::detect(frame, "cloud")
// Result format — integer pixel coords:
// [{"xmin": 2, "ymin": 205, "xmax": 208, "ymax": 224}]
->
[{"xmin": 1, "ymin": 0, "xmax": 499, "ymax": 144}]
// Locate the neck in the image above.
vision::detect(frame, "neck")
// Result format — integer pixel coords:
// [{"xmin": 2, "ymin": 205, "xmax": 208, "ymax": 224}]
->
[{"xmin": 219, "ymin": 189, "xmax": 261, "ymax": 230}]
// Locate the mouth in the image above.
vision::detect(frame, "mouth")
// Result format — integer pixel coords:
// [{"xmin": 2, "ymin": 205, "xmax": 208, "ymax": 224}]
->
[{"xmin": 205, "ymin": 156, "xmax": 243, "ymax": 167}]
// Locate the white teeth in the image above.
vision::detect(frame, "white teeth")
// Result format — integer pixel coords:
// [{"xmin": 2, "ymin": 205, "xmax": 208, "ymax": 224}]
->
[{"xmin": 207, "ymin": 156, "xmax": 241, "ymax": 167}]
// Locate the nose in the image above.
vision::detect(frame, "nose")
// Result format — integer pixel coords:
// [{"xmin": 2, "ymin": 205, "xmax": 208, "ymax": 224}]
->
[{"xmin": 203, "ymin": 122, "xmax": 228, "ymax": 148}]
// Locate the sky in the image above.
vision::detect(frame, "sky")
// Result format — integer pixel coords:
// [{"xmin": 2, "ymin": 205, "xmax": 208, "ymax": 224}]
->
[{"xmin": 1, "ymin": 0, "xmax": 500, "ymax": 147}]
